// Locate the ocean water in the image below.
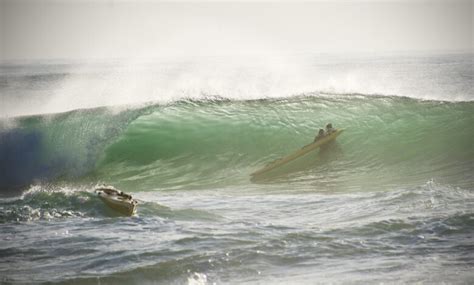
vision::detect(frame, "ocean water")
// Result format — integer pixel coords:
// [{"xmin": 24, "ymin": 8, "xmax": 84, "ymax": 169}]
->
[{"xmin": 0, "ymin": 53, "xmax": 473, "ymax": 284}]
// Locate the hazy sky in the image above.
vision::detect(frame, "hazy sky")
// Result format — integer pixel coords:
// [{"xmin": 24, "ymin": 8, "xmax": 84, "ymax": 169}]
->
[{"xmin": 0, "ymin": 0, "xmax": 472, "ymax": 61}]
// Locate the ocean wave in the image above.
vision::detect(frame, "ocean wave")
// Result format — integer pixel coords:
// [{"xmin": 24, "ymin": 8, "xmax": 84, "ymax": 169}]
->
[{"xmin": 1, "ymin": 94, "xmax": 473, "ymax": 193}]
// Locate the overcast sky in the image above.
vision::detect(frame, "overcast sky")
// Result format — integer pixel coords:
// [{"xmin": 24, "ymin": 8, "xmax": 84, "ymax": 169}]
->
[{"xmin": 0, "ymin": 0, "xmax": 472, "ymax": 61}]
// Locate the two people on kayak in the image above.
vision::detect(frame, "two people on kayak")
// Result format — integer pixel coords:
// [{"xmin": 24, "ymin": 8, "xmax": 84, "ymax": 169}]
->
[
  {"xmin": 97, "ymin": 186, "xmax": 133, "ymax": 200},
  {"xmin": 314, "ymin": 123, "xmax": 335, "ymax": 142}
]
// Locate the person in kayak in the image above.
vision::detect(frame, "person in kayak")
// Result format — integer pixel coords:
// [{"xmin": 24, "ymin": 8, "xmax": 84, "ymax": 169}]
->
[
  {"xmin": 314, "ymin": 129, "xmax": 325, "ymax": 142},
  {"xmin": 326, "ymin": 123, "xmax": 335, "ymax": 134}
]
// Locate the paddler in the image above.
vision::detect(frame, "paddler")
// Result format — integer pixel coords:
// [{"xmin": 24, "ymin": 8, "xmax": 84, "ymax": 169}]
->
[
  {"xmin": 326, "ymin": 123, "xmax": 335, "ymax": 134},
  {"xmin": 314, "ymin": 129, "xmax": 325, "ymax": 142}
]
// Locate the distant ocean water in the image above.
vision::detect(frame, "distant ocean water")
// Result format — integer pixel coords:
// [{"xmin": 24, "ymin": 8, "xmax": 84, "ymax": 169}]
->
[{"xmin": 1, "ymin": 53, "xmax": 473, "ymax": 284}]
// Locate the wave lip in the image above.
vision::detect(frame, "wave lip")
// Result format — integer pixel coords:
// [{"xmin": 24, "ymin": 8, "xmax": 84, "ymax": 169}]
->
[{"xmin": 2, "ymin": 53, "xmax": 473, "ymax": 117}]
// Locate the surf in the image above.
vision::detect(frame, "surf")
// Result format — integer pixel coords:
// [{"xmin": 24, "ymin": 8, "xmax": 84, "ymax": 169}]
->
[{"xmin": 2, "ymin": 94, "xmax": 473, "ymax": 194}]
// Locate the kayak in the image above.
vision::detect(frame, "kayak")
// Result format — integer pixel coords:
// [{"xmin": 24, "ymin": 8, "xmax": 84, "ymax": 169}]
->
[
  {"xmin": 251, "ymin": 129, "xmax": 344, "ymax": 178},
  {"xmin": 95, "ymin": 185, "xmax": 138, "ymax": 216}
]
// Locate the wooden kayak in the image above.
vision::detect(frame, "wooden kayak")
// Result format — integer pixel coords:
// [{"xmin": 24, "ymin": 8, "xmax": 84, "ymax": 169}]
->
[
  {"xmin": 95, "ymin": 185, "xmax": 138, "ymax": 216},
  {"xmin": 251, "ymin": 129, "xmax": 344, "ymax": 178}
]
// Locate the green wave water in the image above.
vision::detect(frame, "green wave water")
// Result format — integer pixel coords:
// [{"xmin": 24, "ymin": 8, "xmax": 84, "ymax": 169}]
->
[
  {"xmin": 3, "ymin": 93, "xmax": 473, "ymax": 193},
  {"xmin": 93, "ymin": 94, "xmax": 474, "ymax": 191}
]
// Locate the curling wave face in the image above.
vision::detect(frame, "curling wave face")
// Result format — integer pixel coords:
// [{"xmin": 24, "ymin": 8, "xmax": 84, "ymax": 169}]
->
[{"xmin": 1, "ymin": 94, "xmax": 473, "ymax": 193}]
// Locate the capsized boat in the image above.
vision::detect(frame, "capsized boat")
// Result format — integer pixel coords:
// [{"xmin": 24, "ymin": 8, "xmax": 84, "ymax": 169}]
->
[{"xmin": 95, "ymin": 185, "xmax": 138, "ymax": 216}]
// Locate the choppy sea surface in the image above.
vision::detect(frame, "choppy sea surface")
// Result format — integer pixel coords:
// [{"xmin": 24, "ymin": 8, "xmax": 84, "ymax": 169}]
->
[{"xmin": 1, "ymin": 53, "xmax": 473, "ymax": 284}]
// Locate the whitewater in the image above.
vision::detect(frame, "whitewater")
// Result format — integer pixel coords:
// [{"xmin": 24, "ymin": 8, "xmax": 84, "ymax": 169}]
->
[{"xmin": 1, "ymin": 53, "xmax": 473, "ymax": 284}]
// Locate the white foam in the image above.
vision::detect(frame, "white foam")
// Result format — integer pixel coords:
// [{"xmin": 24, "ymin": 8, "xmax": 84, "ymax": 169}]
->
[
  {"xmin": 187, "ymin": 272, "xmax": 208, "ymax": 285},
  {"xmin": 2, "ymin": 53, "xmax": 472, "ymax": 117}
]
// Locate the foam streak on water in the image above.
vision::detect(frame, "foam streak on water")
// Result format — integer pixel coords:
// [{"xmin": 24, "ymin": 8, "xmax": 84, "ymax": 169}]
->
[{"xmin": 1, "ymin": 182, "xmax": 473, "ymax": 284}]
